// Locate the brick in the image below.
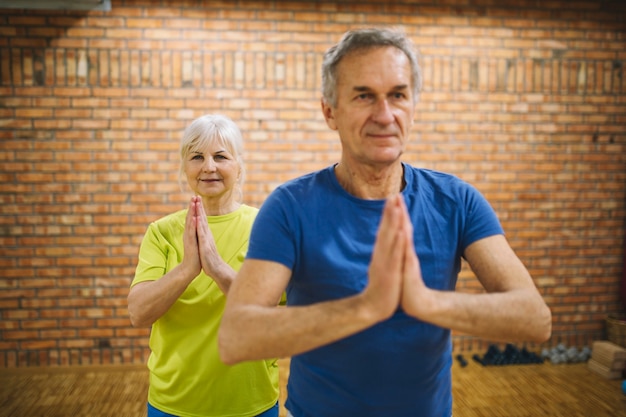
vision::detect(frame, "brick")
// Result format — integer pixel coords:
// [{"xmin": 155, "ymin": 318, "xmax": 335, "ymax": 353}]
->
[{"xmin": 0, "ymin": 1, "xmax": 624, "ymax": 367}]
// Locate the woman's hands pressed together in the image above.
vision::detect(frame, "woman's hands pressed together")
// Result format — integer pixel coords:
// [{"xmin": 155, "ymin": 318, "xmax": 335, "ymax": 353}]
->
[
  {"xmin": 190, "ymin": 195, "xmax": 236, "ymax": 294},
  {"xmin": 181, "ymin": 196, "xmax": 203, "ymax": 279}
]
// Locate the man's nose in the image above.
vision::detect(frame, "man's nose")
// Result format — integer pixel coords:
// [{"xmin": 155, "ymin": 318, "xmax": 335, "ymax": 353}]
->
[{"xmin": 371, "ymin": 99, "xmax": 394, "ymax": 124}]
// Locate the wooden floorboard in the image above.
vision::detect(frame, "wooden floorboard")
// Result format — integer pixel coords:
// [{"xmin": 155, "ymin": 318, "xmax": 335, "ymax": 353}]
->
[{"xmin": 1, "ymin": 358, "xmax": 625, "ymax": 417}]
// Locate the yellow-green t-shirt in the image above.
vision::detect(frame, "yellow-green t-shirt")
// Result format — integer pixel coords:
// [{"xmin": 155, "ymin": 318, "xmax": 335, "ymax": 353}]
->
[{"xmin": 131, "ymin": 205, "xmax": 279, "ymax": 417}]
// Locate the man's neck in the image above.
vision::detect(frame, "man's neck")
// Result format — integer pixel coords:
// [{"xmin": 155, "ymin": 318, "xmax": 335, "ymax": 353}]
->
[{"xmin": 334, "ymin": 161, "xmax": 405, "ymax": 200}]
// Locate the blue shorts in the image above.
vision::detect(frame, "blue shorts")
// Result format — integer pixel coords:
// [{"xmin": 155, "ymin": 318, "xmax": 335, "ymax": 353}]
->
[
  {"xmin": 147, "ymin": 402, "xmax": 279, "ymax": 417},
  {"xmin": 287, "ymin": 411, "xmax": 451, "ymax": 417}
]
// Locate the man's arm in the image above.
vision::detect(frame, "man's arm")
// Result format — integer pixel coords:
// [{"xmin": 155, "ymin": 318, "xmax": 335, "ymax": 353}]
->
[
  {"xmin": 402, "ymin": 233, "xmax": 552, "ymax": 343},
  {"xmin": 219, "ymin": 194, "xmax": 409, "ymax": 364},
  {"xmin": 218, "ymin": 259, "xmax": 376, "ymax": 364}
]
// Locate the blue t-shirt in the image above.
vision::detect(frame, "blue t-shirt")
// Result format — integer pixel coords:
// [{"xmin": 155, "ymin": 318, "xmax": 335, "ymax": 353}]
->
[{"xmin": 247, "ymin": 163, "xmax": 504, "ymax": 417}]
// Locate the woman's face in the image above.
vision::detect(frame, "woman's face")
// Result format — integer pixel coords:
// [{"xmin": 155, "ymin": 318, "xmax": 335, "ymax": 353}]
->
[{"xmin": 184, "ymin": 139, "xmax": 240, "ymax": 201}]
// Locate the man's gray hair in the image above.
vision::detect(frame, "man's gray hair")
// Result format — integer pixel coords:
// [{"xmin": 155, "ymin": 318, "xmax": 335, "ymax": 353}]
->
[{"xmin": 321, "ymin": 27, "xmax": 423, "ymax": 107}]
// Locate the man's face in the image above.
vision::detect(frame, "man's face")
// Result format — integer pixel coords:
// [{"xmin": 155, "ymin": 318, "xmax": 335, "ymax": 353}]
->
[{"xmin": 322, "ymin": 46, "xmax": 416, "ymax": 167}]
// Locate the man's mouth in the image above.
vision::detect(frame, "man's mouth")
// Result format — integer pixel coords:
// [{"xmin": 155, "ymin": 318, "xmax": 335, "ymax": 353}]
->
[{"xmin": 366, "ymin": 130, "xmax": 398, "ymax": 137}]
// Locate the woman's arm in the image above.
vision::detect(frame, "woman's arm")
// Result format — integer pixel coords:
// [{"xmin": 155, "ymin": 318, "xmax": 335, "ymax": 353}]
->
[{"xmin": 127, "ymin": 198, "xmax": 202, "ymax": 327}]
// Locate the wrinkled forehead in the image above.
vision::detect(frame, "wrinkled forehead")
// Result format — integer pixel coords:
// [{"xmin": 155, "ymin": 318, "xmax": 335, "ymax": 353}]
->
[{"xmin": 336, "ymin": 47, "xmax": 412, "ymax": 89}]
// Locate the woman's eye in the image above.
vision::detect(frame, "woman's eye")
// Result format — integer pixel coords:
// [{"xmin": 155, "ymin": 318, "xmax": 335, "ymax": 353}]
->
[{"xmin": 191, "ymin": 154, "xmax": 203, "ymax": 160}]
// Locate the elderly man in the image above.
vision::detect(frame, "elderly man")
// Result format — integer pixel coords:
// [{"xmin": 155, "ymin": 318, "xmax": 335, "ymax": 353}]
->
[{"xmin": 219, "ymin": 27, "xmax": 551, "ymax": 417}]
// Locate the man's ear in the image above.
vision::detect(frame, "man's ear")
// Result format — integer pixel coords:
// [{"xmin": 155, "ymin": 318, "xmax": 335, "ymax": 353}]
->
[{"xmin": 321, "ymin": 98, "xmax": 338, "ymax": 131}]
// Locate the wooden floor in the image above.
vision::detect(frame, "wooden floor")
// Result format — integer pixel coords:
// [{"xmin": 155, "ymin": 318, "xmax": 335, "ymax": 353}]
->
[{"xmin": 1, "ymin": 357, "xmax": 625, "ymax": 417}]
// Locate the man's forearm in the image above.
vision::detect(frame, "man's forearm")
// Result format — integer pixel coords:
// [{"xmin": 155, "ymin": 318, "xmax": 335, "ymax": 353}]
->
[
  {"xmin": 412, "ymin": 288, "xmax": 552, "ymax": 343},
  {"xmin": 219, "ymin": 293, "xmax": 380, "ymax": 365}
]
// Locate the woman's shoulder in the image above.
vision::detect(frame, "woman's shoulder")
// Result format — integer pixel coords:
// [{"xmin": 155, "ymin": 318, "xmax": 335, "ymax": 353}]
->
[
  {"xmin": 150, "ymin": 208, "xmax": 187, "ymax": 230},
  {"xmin": 238, "ymin": 204, "xmax": 259, "ymax": 220}
]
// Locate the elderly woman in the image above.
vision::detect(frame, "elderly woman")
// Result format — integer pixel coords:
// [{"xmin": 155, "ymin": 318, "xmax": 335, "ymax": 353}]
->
[{"xmin": 128, "ymin": 114, "xmax": 279, "ymax": 417}]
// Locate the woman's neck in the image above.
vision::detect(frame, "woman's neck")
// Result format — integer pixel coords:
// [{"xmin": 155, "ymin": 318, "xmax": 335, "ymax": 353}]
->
[{"xmin": 201, "ymin": 197, "xmax": 241, "ymax": 216}]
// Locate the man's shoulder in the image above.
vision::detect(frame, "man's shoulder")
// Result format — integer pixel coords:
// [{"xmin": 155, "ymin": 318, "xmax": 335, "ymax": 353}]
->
[
  {"xmin": 406, "ymin": 165, "xmax": 468, "ymax": 190},
  {"xmin": 273, "ymin": 166, "xmax": 333, "ymax": 196}
]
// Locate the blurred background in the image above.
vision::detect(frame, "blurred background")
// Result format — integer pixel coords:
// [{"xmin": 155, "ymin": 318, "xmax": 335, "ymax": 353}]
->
[{"xmin": 0, "ymin": 0, "xmax": 625, "ymax": 368}]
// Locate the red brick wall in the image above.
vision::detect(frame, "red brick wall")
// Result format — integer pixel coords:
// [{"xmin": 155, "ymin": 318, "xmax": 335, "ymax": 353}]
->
[{"xmin": 1, "ymin": 1, "xmax": 625, "ymax": 367}]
